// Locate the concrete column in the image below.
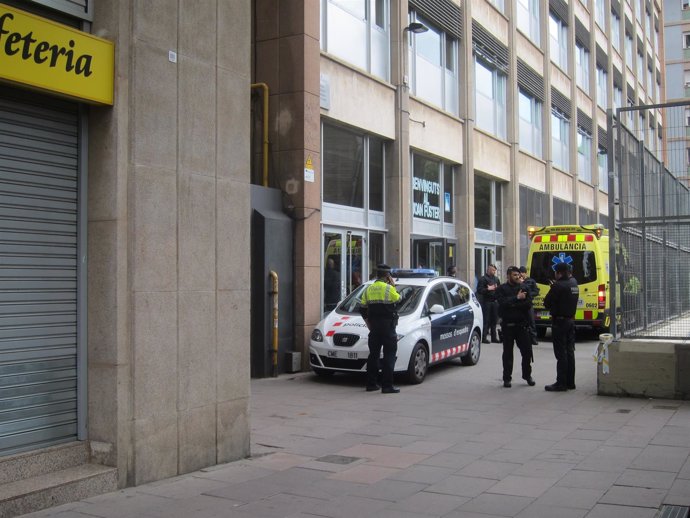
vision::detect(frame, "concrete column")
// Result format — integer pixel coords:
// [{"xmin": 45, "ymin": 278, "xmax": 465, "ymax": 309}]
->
[
  {"xmin": 389, "ymin": 0, "xmax": 411, "ymax": 267},
  {"xmin": 254, "ymin": 0, "xmax": 321, "ymax": 366}
]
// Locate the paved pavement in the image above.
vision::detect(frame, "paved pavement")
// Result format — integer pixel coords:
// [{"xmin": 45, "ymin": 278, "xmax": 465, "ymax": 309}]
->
[{"xmin": 24, "ymin": 336, "xmax": 690, "ymax": 518}]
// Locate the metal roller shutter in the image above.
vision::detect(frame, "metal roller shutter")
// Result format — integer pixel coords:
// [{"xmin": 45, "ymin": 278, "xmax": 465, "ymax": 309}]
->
[{"xmin": 0, "ymin": 85, "xmax": 79, "ymax": 456}]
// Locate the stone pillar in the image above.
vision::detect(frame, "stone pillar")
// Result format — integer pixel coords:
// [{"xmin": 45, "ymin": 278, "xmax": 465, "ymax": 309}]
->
[
  {"xmin": 254, "ymin": 0, "xmax": 321, "ymax": 366},
  {"xmin": 88, "ymin": 0, "xmax": 251, "ymax": 487}
]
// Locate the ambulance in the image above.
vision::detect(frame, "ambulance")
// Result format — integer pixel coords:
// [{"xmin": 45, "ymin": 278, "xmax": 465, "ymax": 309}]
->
[{"xmin": 526, "ymin": 224, "xmax": 611, "ymax": 336}]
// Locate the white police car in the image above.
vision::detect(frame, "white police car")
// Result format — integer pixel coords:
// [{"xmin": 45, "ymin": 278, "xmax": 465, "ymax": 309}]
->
[{"xmin": 310, "ymin": 269, "xmax": 484, "ymax": 384}]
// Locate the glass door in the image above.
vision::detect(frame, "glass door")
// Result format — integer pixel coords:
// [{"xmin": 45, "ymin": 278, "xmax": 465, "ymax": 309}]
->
[
  {"xmin": 322, "ymin": 229, "xmax": 365, "ymax": 314},
  {"xmin": 474, "ymin": 246, "xmax": 503, "ymax": 289}
]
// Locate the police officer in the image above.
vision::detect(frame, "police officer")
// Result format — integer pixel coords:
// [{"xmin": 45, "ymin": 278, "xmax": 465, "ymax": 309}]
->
[
  {"xmin": 359, "ymin": 264, "xmax": 401, "ymax": 394},
  {"xmin": 543, "ymin": 262, "xmax": 580, "ymax": 391},
  {"xmin": 477, "ymin": 264, "xmax": 500, "ymax": 343},
  {"xmin": 496, "ymin": 266, "xmax": 535, "ymax": 388},
  {"xmin": 519, "ymin": 266, "xmax": 540, "ymax": 345}
]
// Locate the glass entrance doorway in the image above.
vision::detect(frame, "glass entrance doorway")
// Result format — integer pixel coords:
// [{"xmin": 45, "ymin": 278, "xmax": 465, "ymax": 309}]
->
[
  {"xmin": 412, "ymin": 239, "xmax": 457, "ymax": 276},
  {"xmin": 322, "ymin": 229, "xmax": 365, "ymax": 313},
  {"xmin": 474, "ymin": 246, "xmax": 503, "ymax": 289}
]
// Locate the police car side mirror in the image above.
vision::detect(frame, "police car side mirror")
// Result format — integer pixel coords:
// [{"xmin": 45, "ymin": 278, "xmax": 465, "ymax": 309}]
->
[{"xmin": 429, "ymin": 304, "xmax": 445, "ymax": 315}]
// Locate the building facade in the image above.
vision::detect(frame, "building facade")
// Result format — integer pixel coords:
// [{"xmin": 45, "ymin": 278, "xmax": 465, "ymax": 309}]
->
[
  {"xmin": 663, "ymin": 0, "xmax": 690, "ymax": 182},
  {"xmin": 252, "ymin": 0, "xmax": 664, "ymax": 363},
  {"xmin": 0, "ymin": 0, "xmax": 251, "ymax": 493}
]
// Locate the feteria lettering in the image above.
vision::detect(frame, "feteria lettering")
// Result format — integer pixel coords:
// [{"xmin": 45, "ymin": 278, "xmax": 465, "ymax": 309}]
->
[{"xmin": 0, "ymin": 13, "xmax": 93, "ymax": 76}]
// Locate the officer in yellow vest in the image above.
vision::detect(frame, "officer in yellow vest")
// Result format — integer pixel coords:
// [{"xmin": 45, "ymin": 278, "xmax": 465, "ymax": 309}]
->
[{"xmin": 359, "ymin": 264, "xmax": 401, "ymax": 393}]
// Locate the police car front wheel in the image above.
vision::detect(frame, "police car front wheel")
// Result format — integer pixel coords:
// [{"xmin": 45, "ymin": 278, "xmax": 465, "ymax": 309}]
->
[{"xmin": 407, "ymin": 342, "xmax": 429, "ymax": 384}]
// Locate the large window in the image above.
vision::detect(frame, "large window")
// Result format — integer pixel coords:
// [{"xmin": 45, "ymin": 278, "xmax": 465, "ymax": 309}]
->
[
  {"xmin": 576, "ymin": 44, "xmax": 590, "ymax": 94},
  {"xmin": 595, "ymin": 0, "xmax": 606, "ymax": 28},
  {"xmin": 321, "ymin": 0, "xmax": 390, "ymax": 80},
  {"xmin": 518, "ymin": 89, "xmax": 543, "ymax": 157},
  {"xmin": 474, "ymin": 175, "xmax": 502, "ymax": 233},
  {"xmin": 596, "ymin": 66, "xmax": 608, "ymax": 108},
  {"xmin": 551, "ymin": 110, "xmax": 570, "ymax": 172},
  {"xmin": 409, "ymin": 13, "xmax": 458, "ymax": 115},
  {"xmin": 625, "ymin": 32, "xmax": 633, "ymax": 65},
  {"xmin": 614, "ymin": 85, "xmax": 622, "ymax": 111},
  {"xmin": 412, "ymin": 154, "xmax": 455, "ymax": 224},
  {"xmin": 611, "ymin": 12, "xmax": 620, "ymax": 51},
  {"xmin": 553, "ymin": 197, "xmax": 576, "ymax": 225},
  {"xmin": 475, "ymin": 57, "xmax": 507, "ymax": 139},
  {"xmin": 577, "ymin": 129, "xmax": 592, "ymax": 183},
  {"xmin": 517, "ymin": 0, "xmax": 540, "ymax": 46},
  {"xmin": 549, "ymin": 13, "xmax": 568, "ymax": 70},
  {"xmin": 322, "ymin": 123, "xmax": 384, "ymax": 211},
  {"xmin": 519, "ymin": 186, "xmax": 548, "ymax": 263},
  {"xmin": 598, "ymin": 147, "xmax": 608, "ymax": 193},
  {"xmin": 636, "ymin": 50, "xmax": 644, "ymax": 80}
]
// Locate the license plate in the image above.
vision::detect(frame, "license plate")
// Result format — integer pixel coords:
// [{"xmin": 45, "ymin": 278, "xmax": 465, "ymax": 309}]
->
[{"xmin": 327, "ymin": 350, "xmax": 361, "ymax": 359}]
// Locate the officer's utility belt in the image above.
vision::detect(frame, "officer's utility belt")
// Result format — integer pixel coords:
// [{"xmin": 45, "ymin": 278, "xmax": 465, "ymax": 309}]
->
[{"xmin": 503, "ymin": 322, "xmax": 527, "ymax": 328}]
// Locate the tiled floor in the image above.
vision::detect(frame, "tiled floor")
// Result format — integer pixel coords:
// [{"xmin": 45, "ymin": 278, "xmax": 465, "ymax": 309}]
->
[{"xmin": 24, "ymin": 338, "xmax": 690, "ymax": 518}]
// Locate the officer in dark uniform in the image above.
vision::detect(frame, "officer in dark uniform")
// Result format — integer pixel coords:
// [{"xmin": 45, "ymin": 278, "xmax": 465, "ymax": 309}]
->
[
  {"xmin": 519, "ymin": 266, "xmax": 540, "ymax": 345},
  {"xmin": 477, "ymin": 264, "xmax": 500, "ymax": 343},
  {"xmin": 359, "ymin": 264, "xmax": 401, "ymax": 394},
  {"xmin": 496, "ymin": 266, "xmax": 535, "ymax": 388},
  {"xmin": 543, "ymin": 262, "xmax": 580, "ymax": 391}
]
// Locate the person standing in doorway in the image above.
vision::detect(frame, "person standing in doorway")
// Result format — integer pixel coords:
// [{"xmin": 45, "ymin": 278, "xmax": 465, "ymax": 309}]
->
[
  {"xmin": 519, "ymin": 266, "xmax": 540, "ymax": 345},
  {"xmin": 446, "ymin": 264, "xmax": 457, "ymax": 277},
  {"xmin": 323, "ymin": 258, "xmax": 341, "ymax": 312},
  {"xmin": 543, "ymin": 262, "xmax": 580, "ymax": 391},
  {"xmin": 477, "ymin": 264, "xmax": 500, "ymax": 343},
  {"xmin": 496, "ymin": 266, "xmax": 535, "ymax": 388},
  {"xmin": 359, "ymin": 264, "xmax": 401, "ymax": 394}
]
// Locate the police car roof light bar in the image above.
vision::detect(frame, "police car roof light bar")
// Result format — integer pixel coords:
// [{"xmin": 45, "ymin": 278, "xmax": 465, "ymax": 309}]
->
[{"xmin": 391, "ymin": 268, "xmax": 438, "ymax": 278}]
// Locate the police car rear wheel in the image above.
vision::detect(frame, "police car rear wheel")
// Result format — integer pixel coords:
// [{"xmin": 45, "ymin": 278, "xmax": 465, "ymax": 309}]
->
[
  {"xmin": 407, "ymin": 342, "xmax": 428, "ymax": 384},
  {"xmin": 313, "ymin": 367, "xmax": 335, "ymax": 377},
  {"xmin": 461, "ymin": 330, "xmax": 481, "ymax": 366}
]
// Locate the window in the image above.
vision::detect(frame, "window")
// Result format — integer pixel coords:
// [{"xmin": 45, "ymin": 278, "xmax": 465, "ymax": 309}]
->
[
  {"xmin": 646, "ymin": 11, "xmax": 652, "ymax": 40},
  {"xmin": 577, "ymin": 129, "xmax": 592, "ymax": 183},
  {"xmin": 684, "ymin": 0, "xmax": 690, "ymax": 11},
  {"xmin": 636, "ymin": 0, "xmax": 642, "ymax": 22},
  {"xmin": 474, "ymin": 175, "xmax": 502, "ymax": 233},
  {"xmin": 552, "ymin": 197, "xmax": 576, "ymax": 225},
  {"xmin": 519, "ymin": 186, "xmax": 548, "ymax": 263},
  {"xmin": 517, "ymin": 0, "xmax": 540, "ymax": 46},
  {"xmin": 322, "ymin": 123, "xmax": 384, "ymax": 211},
  {"xmin": 576, "ymin": 44, "xmax": 590, "ymax": 94},
  {"xmin": 684, "ymin": 33, "xmax": 690, "ymax": 49},
  {"xmin": 598, "ymin": 146, "xmax": 608, "ymax": 193},
  {"xmin": 551, "ymin": 110, "xmax": 570, "ymax": 172},
  {"xmin": 412, "ymin": 154, "xmax": 455, "ymax": 224},
  {"xmin": 611, "ymin": 12, "xmax": 620, "ymax": 51},
  {"xmin": 614, "ymin": 85, "xmax": 622, "ymax": 112},
  {"xmin": 595, "ymin": 0, "xmax": 606, "ymax": 28},
  {"xmin": 625, "ymin": 32, "xmax": 633, "ymax": 65},
  {"xmin": 597, "ymin": 67, "xmax": 608, "ymax": 108},
  {"xmin": 549, "ymin": 13, "xmax": 568, "ymax": 70},
  {"xmin": 637, "ymin": 50, "xmax": 644, "ymax": 81},
  {"xmin": 490, "ymin": 0, "xmax": 505, "ymax": 13},
  {"xmin": 518, "ymin": 89, "xmax": 543, "ymax": 157},
  {"xmin": 321, "ymin": 0, "xmax": 390, "ymax": 80},
  {"xmin": 409, "ymin": 13, "xmax": 458, "ymax": 115},
  {"xmin": 475, "ymin": 57, "xmax": 507, "ymax": 139}
]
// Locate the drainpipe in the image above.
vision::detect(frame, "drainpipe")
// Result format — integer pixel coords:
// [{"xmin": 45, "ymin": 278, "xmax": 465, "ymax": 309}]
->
[
  {"xmin": 269, "ymin": 270, "xmax": 279, "ymax": 377},
  {"xmin": 251, "ymin": 82, "xmax": 270, "ymax": 187}
]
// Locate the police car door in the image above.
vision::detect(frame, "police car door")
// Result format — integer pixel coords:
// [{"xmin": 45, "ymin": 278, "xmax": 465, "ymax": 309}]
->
[
  {"xmin": 425, "ymin": 284, "xmax": 455, "ymax": 358},
  {"xmin": 445, "ymin": 281, "xmax": 473, "ymax": 349}
]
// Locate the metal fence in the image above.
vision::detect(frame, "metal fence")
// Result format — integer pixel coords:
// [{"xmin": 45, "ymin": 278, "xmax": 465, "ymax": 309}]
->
[{"xmin": 612, "ymin": 101, "xmax": 690, "ymax": 340}]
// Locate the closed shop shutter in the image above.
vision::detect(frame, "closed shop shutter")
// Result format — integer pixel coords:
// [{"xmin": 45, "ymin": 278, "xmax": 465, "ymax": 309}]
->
[{"xmin": 0, "ymin": 85, "xmax": 80, "ymax": 455}]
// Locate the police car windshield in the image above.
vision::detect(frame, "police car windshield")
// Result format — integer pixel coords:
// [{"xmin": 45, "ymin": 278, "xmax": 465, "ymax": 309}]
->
[{"xmin": 336, "ymin": 284, "xmax": 425, "ymax": 316}]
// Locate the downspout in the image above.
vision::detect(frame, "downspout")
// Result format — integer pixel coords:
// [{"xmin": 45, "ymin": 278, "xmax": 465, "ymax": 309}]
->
[
  {"xmin": 269, "ymin": 270, "xmax": 279, "ymax": 377},
  {"xmin": 251, "ymin": 82, "xmax": 270, "ymax": 187}
]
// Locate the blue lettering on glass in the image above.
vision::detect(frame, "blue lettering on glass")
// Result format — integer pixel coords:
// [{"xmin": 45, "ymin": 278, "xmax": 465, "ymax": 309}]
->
[{"xmin": 551, "ymin": 252, "xmax": 573, "ymax": 270}]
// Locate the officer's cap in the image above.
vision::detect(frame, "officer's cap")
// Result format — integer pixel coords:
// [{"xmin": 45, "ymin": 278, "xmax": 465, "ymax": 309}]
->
[
  {"xmin": 376, "ymin": 264, "xmax": 392, "ymax": 277},
  {"xmin": 554, "ymin": 262, "xmax": 571, "ymax": 273}
]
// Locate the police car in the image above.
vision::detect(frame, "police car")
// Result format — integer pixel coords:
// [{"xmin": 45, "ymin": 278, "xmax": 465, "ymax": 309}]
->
[{"xmin": 310, "ymin": 269, "xmax": 484, "ymax": 384}]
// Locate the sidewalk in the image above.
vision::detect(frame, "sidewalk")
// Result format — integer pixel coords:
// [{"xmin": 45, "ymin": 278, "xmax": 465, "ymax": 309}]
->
[{"xmin": 24, "ymin": 341, "xmax": 690, "ymax": 518}]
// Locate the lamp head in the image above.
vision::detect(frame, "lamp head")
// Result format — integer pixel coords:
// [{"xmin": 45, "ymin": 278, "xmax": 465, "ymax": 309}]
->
[{"xmin": 404, "ymin": 22, "xmax": 428, "ymax": 34}]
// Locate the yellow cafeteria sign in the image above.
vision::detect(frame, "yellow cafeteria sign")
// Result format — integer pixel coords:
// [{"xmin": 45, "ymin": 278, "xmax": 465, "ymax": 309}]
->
[{"xmin": 0, "ymin": 4, "xmax": 114, "ymax": 105}]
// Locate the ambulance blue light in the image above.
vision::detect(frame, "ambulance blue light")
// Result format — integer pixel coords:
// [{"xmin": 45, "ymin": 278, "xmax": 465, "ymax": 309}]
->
[{"xmin": 391, "ymin": 268, "xmax": 438, "ymax": 278}]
